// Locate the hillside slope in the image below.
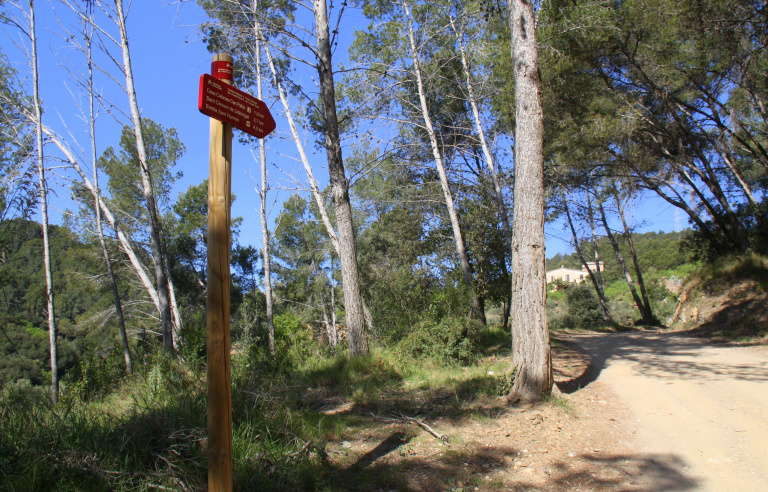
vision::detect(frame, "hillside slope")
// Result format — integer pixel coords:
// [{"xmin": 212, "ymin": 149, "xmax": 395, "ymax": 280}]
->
[{"xmin": 670, "ymin": 255, "xmax": 768, "ymax": 341}]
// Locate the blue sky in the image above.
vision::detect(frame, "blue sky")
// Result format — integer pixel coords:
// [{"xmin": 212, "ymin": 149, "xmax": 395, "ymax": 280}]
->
[
  {"xmin": 2, "ymin": 1, "xmax": 683, "ymax": 263},
  {"xmin": 3, "ymin": 1, "xmax": 282, "ymax": 250}
]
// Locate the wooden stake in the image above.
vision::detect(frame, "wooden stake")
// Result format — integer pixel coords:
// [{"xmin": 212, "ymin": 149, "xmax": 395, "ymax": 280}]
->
[{"xmin": 207, "ymin": 53, "xmax": 234, "ymax": 492}]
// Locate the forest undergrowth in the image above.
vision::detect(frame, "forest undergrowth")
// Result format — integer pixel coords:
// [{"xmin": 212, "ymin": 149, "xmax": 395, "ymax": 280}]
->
[{"xmin": 0, "ymin": 321, "xmax": 518, "ymax": 491}]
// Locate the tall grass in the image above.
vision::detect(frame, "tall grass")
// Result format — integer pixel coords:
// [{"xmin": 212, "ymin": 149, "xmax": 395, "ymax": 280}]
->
[
  {"xmin": 0, "ymin": 349, "xmax": 327, "ymax": 491},
  {"xmin": 1, "ymin": 322, "xmax": 519, "ymax": 490}
]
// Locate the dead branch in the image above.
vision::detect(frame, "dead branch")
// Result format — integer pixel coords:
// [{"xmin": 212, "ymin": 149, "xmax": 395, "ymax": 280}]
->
[{"xmin": 372, "ymin": 412, "xmax": 449, "ymax": 444}]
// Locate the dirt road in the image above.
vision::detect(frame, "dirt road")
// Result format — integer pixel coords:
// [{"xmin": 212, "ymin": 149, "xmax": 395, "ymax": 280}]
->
[{"xmin": 565, "ymin": 331, "xmax": 768, "ymax": 491}]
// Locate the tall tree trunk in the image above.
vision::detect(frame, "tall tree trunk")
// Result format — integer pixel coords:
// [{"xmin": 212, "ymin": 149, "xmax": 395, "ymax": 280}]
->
[
  {"xmin": 314, "ymin": 0, "xmax": 368, "ymax": 356},
  {"xmin": 252, "ymin": 18, "xmax": 275, "ymax": 355},
  {"xmin": 597, "ymin": 198, "xmax": 653, "ymax": 325},
  {"xmin": 507, "ymin": 0, "xmax": 552, "ymax": 404},
  {"xmin": 30, "ymin": 0, "xmax": 58, "ymax": 403},
  {"xmin": 163, "ymin": 249, "xmax": 183, "ymax": 348},
  {"xmin": 257, "ymin": 17, "xmax": 375, "ymax": 337},
  {"xmin": 85, "ymin": 4, "xmax": 131, "ymax": 372},
  {"xmin": 114, "ymin": 0, "xmax": 173, "ymax": 350},
  {"xmin": 586, "ymin": 184, "xmax": 611, "ymax": 322},
  {"xmin": 563, "ymin": 192, "xmax": 612, "ymax": 324},
  {"xmin": 329, "ymin": 255, "xmax": 338, "ymax": 347},
  {"xmin": 502, "ymin": 300, "xmax": 510, "ymax": 329},
  {"xmin": 403, "ymin": 1, "xmax": 483, "ymax": 323},
  {"xmin": 612, "ymin": 187, "xmax": 654, "ymax": 323}
]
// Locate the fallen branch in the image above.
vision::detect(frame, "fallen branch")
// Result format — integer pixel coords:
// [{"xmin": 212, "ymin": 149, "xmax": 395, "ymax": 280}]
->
[
  {"xmin": 371, "ymin": 412, "xmax": 449, "ymax": 444},
  {"xmin": 401, "ymin": 415, "xmax": 450, "ymax": 444},
  {"xmin": 286, "ymin": 440, "xmax": 313, "ymax": 459}
]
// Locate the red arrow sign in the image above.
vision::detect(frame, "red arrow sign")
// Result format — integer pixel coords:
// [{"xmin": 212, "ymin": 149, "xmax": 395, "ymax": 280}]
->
[{"xmin": 198, "ymin": 74, "xmax": 276, "ymax": 139}]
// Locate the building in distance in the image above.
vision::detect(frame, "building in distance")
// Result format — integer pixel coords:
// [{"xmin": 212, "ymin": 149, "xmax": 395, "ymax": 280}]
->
[{"xmin": 546, "ymin": 262, "xmax": 604, "ymax": 287}]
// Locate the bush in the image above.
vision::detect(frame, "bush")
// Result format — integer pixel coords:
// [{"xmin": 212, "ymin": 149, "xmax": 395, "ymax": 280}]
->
[
  {"xmin": 65, "ymin": 349, "xmax": 127, "ymax": 400},
  {"xmin": 550, "ymin": 284, "xmax": 606, "ymax": 330},
  {"xmin": 566, "ymin": 283, "xmax": 606, "ymax": 328},
  {"xmin": 607, "ymin": 298, "xmax": 638, "ymax": 326},
  {"xmin": 232, "ymin": 313, "xmax": 325, "ymax": 385},
  {"xmin": 396, "ymin": 316, "xmax": 482, "ymax": 366},
  {"xmin": 274, "ymin": 313, "xmax": 320, "ymax": 364}
]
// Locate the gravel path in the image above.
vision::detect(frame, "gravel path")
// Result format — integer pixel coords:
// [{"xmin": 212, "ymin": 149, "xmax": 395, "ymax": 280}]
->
[{"xmin": 565, "ymin": 331, "xmax": 768, "ymax": 491}]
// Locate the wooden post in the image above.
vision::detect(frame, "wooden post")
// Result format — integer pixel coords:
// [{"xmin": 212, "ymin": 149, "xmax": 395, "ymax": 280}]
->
[{"xmin": 207, "ymin": 53, "xmax": 234, "ymax": 492}]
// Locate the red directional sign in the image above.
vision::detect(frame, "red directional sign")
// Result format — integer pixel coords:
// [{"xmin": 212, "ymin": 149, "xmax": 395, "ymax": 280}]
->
[{"xmin": 198, "ymin": 74, "xmax": 276, "ymax": 138}]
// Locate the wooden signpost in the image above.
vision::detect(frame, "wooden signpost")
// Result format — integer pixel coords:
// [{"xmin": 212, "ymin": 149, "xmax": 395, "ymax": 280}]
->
[{"xmin": 199, "ymin": 53, "xmax": 274, "ymax": 492}]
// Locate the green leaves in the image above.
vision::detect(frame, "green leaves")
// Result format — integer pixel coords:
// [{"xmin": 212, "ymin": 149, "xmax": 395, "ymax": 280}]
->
[{"xmin": 98, "ymin": 118, "xmax": 184, "ymax": 228}]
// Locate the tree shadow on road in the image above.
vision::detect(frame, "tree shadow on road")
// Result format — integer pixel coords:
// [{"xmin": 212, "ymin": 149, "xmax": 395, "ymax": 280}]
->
[
  {"xmin": 555, "ymin": 331, "xmax": 768, "ymax": 394},
  {"xmin": 320, "ymin": 430, "xmax": 698, "ymax": 491}
]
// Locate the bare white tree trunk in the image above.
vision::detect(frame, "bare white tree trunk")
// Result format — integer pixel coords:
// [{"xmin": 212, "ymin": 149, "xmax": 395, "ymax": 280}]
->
[
  {"xmin": 403, "ymin": 1, "xmax": 483, "ymax": 323},
  {"xmin": 329, "ymin": 255, "xmax": 338, "ymax": 347},
  {"xmin": 42, "ymin": 128, "xmax": 162, "ymax": 317},
  {"xmin": 160, "ymin": 247, "xmax": 182, "ymax": 349},
  {"xmin": 450, "ymin": 16, "xmax": 512, "ymax": 252},
  {"xmin": 29, "ymin": 0, "xmax": 58, "ymax": 404},
  {"xmin": 508, "ymin": 0, "xmax": 552, "ymax": 404},
  {"xmin": 114, "ymin": 0, "xmax": 175, "ymax": 349},
  {"xmin": 252, "ymin": 13, "xmax": 276, "ymax": 354},
  {"xmin": 84, "ymin": 3, "xmax": 131, "ymax": 372}
]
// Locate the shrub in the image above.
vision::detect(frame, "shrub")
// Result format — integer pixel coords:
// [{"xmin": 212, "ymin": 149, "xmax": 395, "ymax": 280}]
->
[
  {"xmin": 274, "ymin": 313, "xmax": 319, "ymax": 363},
  {"xmin": 566, "ymin": 283, "xmax": 606, "ymax": 328},
  {"xmin": 396, "ymin": 316, "xmax": 482, "ymax": 366},
  {"xmin": 607, "ymin": 298, "xmax": 638, "ymax": 326},
  {"xmin": 65, "ymin": 349, "xmax": 127, "ymax": 400},
  {"xmin": 549, "ymin": 284, "xmax": 606, "ymax": 330}
]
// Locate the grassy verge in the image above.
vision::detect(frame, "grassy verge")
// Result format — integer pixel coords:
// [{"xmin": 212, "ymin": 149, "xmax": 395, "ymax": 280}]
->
[{"xmin": 1, "ymin": 324, "xmax": 525, "ymax": 491}]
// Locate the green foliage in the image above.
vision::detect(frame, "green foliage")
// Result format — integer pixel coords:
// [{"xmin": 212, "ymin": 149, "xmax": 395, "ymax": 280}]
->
[
  {"xmin": 550, "ymin": 230, "xmax": 690, "ymax": 287},
  {"xmin": 0, "ymin": 218, "xmax": 143, "ymax": 388},
  {"xmin": 0, "ymin": 359, "xmax": 207, "ymax": 490},
  {"xmin": 695, "ymin": 253, "xmax": 768, "ymax": 293},
  {"xmin": 426, "ymin": 283, "xmax": 472, "ymax": 321},
  {"xmin": 64, "ymin": 349, "xmax": 126, "ymax": 401},
  {"xmin": 232, "ymin": 311, "xmax": 326, "ymax": 387},
  {"xmin": 0, "ymin": 59, "xmax": 35, "ymax": 224},
  {"xmin": 682, "ymin": 203, "xmax": 768, "ymax": 262},
  {"xmin": 657, "ymin": 262, "xmax": 698, "ymax": 281},
  {"xmin": 166, "ymin": 179, "xmax": 247, "ymax": 329},
  {"xmin": 536, "ymin": 0, "xmax": 768, "ymax": 258},
  {"xmin": 603, "ymin": 280, "xmax": 629, "ymax": 299},
  {"xmin": 547, "ymin": 252, "xmax": 582, "ymax": 271},
  {"xmin": 177, "ymin": 310, "xmax": 207, "ymax": 364},
  {"xmin": 396, "ymin": 316, "xmax": 482, "ymax": 366},
  {"xmin": 271, "ymin": 194, "xmax": 337, "ymax": 328},
  {"xmin": 354, "ymin": 158, "xmax": 448, "ymax": 336},
  {"xmin": 547, "ymin": 288, "xmax": 566, "ymax": 302},
  {"xmin": 476, "ymin": 325, "xmax": 510, "ymax": 353},
  {"xmin": 547, "ymin": 229, "xmax": 701, "ymax": 326},
  {"xmin": 98, "ymin": 118, "xmax": 184, "ymax": 222},
  {"xmin": 299, "ymin": 353, "xmax": 402, "ymax": 404},
  {"xmin": 550, "ymin": 283, "xmax": 606, "ymax": 330},
  {"xmin": 273, "ymin": 312, "xmax": 315, "ymax": 362}
]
